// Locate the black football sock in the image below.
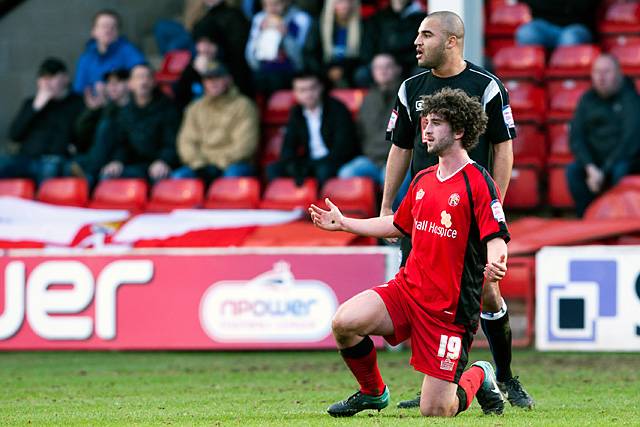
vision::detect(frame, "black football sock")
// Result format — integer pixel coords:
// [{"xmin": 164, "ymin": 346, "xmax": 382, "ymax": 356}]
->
[{"xmin": 480, "ymin": 299, "xmax": 513, "ymax": 383}]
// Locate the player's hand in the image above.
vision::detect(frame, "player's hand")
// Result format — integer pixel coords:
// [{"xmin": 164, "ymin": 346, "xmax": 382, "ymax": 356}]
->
[
  {"xmin": 380, "ymin": 206, "xmax": 398, "ymax": 244},
  {"xmin": 484, "ymin": 254, "xmax": 507, "ymax": 282},
  {"xmin": 149, "ymin": 160, "xmax": 170, "ymax": 180},
  {"xmin": 309, "ymin": 198, "xmax": 344, "ymax": 232}
]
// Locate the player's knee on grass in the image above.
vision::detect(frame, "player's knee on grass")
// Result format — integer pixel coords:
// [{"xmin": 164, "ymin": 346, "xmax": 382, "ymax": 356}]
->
[
  {"xmin": 419, "ymin": 398, "xmax": 457, "ymax": 417},
  {"xmin": 481, "ymin": 281, "xmax": 502, "ymax": 312}
]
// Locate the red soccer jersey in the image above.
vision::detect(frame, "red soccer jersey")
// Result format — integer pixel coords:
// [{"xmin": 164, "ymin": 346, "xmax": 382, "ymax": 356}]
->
[{"xmin": 392, "ymin": 161, "xmax": 510, "ymax": 327}]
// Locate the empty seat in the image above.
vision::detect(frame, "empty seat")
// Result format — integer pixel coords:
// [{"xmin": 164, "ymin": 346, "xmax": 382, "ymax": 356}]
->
[
  {"xmin": 146, "ymin": 179, "xmax": 204, "ymax": 212},
  {"xmin": 547, "ymin": 82, "xmax": 589, "ymax": 122},
  {"xmin": 260, "ymin": 178, "xmax": 317, "ymax": 210},
  {"xmin": 155, "ymin": 50, "xmax": 192, "ymax": 83},
  {"xmin": 329, "ymin": 88, "xmax": 368, "ymax": 118},
  {"xmin": 601, "ymin": 34, "xmax": 640, "ymax": 51},
  {"xmin": 320, "ymin": 177, "xmax": 376, "ymax": 217},
  {"xmin": 0, "ymin": 178, "xmax": 35, "ymax": 199},
  {"xmin": 503, "ymin": 167, "xmax": 540, "ymax": 209},
  {"xmin": 205, "ymin": 177, "xmax": 261, "ymax": 209},
  {"xmin": 260, "ymin": 125, "xmax": 286, "ymax": 168},
  {"xmin": 513, "ymin": 124, "xmax": 546, "ymax": 169},
  {"xmin": 547, "ymin": 165, "xmax": 574, "ymax": 209},
  {"xmin": 547, "ymin": 122, "xmax": 573, "ymax": 163},
  {"xmin": 263, "ymin": 90, "xmax": 295, "ymax": 125},
  {"xmin": 37, "ymin": 178, "xmax": 89, "ymax": 207},
  {"xmin": 609, "ymin": 43, "xmax": 640, "ymax": 77},
  {"xmin": 584, "ymin": 186, "xmax": 640, "ymax": 219},
  {"xmin": 599, "ymin": 2, "xmax": 640, "ymax": 35},
  {"xmin": 504, "ymin": 81, "xmax": 546, "ymax": 124},
  {"xmin": 485, "ymin": 3, "xmax": 532, "ymax": 37},
  {"xmin": 493, "ymin": 45, "xmax": 546, "ymax": 81},
  {"xmin": 89, "ymin": 179, "xmax": 148, "ymax": 211},
  {"xmin": 546, "ymin": 44, "xmax": 601, "ymax": 79}
]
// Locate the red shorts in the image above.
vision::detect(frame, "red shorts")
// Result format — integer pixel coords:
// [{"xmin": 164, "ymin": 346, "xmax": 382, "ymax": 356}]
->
[{"xmin": 373, "ymin": 277, "xmax": 474, "ymax": 383}]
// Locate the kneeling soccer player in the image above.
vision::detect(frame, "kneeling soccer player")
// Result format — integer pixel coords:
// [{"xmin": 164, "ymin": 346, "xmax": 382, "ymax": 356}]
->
[{"xmin": 309, "ymin": 88, "xmax": 509, "ymax": 417}]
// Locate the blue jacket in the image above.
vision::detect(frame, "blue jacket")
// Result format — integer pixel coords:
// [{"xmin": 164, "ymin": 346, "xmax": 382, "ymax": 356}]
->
[{"xmin": 73, "ymin": 37, "xmax": 145, "ymax": 93}]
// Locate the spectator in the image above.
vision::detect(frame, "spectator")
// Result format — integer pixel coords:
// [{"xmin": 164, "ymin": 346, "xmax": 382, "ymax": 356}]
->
[
  {"xmin": 319, "ymin": 0, "xmax": 363, "ymax": 88},
  {"xmin": 356, "ymin": 0, "xmax": 424, "ymax": 86},
  {"xmin": 515, "ymin": 0, "xmax": 599, "ymax": 49},
  {"xmin": 245, "ymin": 0, "xmax": 313, "ymax": 94},
  {"xmin": 172, "ymin": 29, "xmax": 221, "ymax": 111},
  {"xmin": 567, "ymin": 54, "xmax": 640, "ymax": 217},
  {"xmin": 63, "ymin": 69, "xmax": 131, "ymax": 186},
  {"xmin": 267, "ymin": 71, "xmax": 357, "ymax": 186},
  {"xmin": 154, "ymin": 0, "xmax": 211, "ymax": 55},
  {"xmin": 192, "ymin": 0, "xmax": 254, "ymax": 96},
  {"xmin": 101, "ymin": 64, "xmax": 179, "ymax": 183},
  {"xmin": 172, "ymin": 61, "xmax": 259, "ymax": 185},
  {"xmin": 73, "ymin": 9, "xmax": 145, "ymax": 94},
  {"xmin": 338, "ymin": 53, "xmax": 404, "ymax": 188},
  {"xmin": 1, "ymin": 58, "xmax": 84, "ymax": 184}
]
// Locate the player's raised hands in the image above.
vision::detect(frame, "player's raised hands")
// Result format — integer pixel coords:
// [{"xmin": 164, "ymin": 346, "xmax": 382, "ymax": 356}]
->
[
  {"xmin": 309, "ymin": 198, "xmax": 344, "ymax": 231},
  {"xmin": 484, "ymin": 254, "xmax": 507, "ymax": 282}
]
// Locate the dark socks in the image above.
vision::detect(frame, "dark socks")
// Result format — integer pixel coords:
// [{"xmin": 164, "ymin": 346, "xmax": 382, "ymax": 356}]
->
[
  {"xmin": 481, "ymin": 311, "xmax": 513, "ymax": 383},
  {"xmin": 340, "ymin": 336, "xmax": 386, "ymax": 396}
]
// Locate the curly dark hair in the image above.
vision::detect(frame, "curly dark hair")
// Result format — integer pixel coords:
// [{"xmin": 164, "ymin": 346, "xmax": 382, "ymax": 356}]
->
[{"xmin": 420, "ymin": 88, "xmax": 488, "ymax": 151}]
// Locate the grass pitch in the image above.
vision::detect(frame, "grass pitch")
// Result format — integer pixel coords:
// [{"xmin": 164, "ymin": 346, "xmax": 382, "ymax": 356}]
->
[{"xmin": 0, "ymin": 349, "xmax": 638, "ymax": 426}]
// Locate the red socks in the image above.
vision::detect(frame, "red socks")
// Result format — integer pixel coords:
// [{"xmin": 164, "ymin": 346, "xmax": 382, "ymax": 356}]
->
[
  {"xmin": 339, "ymin": 336, "xmax": 386, "ymax": 396},
  {"xmin": 456, "ymin": 365, "xmax": 485, "ymax": 413}
]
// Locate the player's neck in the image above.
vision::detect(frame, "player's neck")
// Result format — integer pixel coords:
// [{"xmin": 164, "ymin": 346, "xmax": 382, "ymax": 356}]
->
[
  {"xmin": 438, "ymin": 150, "xmax": 472, "ymax": 179},
  {"xmin": 432, "ymin": 56, "xmax": 466, "ymax": 78}
]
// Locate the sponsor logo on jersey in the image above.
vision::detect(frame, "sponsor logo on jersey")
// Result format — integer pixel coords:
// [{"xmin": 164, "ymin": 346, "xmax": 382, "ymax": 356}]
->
[
  {"xmin": 415, "ymin": 99, "xmax": 424, "ymax": 111},
  {"xmin": 415, "ymin": 217, "xmax": 458, "ymax": 239},
  {"xmin": 440, "ymin": 358, "xmax": 455, "ymax": 371},
  {"xmin": 441, "ymin": 210, "xmax": 452, "ymax": 228},
  {"xmin": 387, "ymin": 109, "xmax": 398, "ymax": 132},
  {"xmin": 448, "ymin": 193, "xmax": 460, "ymax": 207},
  {"xmin": 502, "ymin": 105, "xmax": 515, "ymax": 128},
  {"xmin": 490, "ymin": 199, "xmax": 506, "ymax": 223},
  {"xmin": 416, "ymin": 188, "xmax": 425, "ymax": 200}
]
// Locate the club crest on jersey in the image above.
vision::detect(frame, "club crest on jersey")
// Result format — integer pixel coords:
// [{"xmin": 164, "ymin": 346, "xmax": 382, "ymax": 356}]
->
[
  {"xmin": 441, "ymin": 210, "xmax": 452, "ymax": 228},
  {"xmin": 416, "ymin": 188, "xmax": 425, "ymax": 200},
  {"xmin": 448, "ymin": 193, "xmax": 460, "ymax": 207},
  {"xmin": 415, "ymin": 100, "xmax": 424, "ymax": 111}
]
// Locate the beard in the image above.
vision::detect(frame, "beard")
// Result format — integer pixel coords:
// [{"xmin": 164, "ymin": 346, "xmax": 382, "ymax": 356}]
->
[
  {"xmin": 419, "ymin": 42, "xmax": 447, "ymax": 69},
  {"xmin": 426, "ymin": 134, "xmax": 455, "ymax": 157}
]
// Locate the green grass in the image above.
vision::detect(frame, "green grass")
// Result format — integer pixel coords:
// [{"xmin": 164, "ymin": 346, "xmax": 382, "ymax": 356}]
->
[{"xmin": 0, "ymin": 350, "xmax": 638, "ymax": 426}]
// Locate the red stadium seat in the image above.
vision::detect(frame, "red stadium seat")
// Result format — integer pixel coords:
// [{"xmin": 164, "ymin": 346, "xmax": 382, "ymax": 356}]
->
[
  {"xmin": 329, "ymin": 88, "xmax": 368, "ymax": 118},
  {"xmin": 493, "ymin": 45, "xmax": 546, "ymax": 81},
  {"xmin": 146, "ymin": 179, "xmax": 204, "ymax": 212},
  {"xmin": 485, "ymin": 3, "xmax": 532, "ymax": 37},
  {"xmin": 89, "ymin": 179, "xmax": 148, "ymax": 211},
  {"xmin": 204, "ymin": 177, "xmax": 261, "ymax": 209},
  {"xmin": 547, "ymin": 122, "xmax": 573, "ymax": 163},
  {"xmin": 599, "ymin": 2, "xmax": 640, "ymax": 35},
  {"xmin": 546, "ymin": 44, "xmax": 601, "ymax": 79},
  {"xmin": 503, "ymin": 167, "xmax": 540, "ymax": 209},
  {"xmin": 320, "ymin": 177, "xmax": 376, "ymax": 217},
  {"xmin": 547, "ymin": 165, "xmax": 574, "ymax": 209},
  {"xmin": 609, "ymin": 43, "xmax": 640, "ymax": 77},
  {"xmin": 260, "ymin": 125, "xmax": 286, "ymax": 168},
  {"xmin": 260, "ymin": 178, "xmax": 317, "ymax": 210},
  {"xmin": 485, "ymin": 38, "xmax": 516, "ymax": 59},
  {"xmin": 617, "ymin": 174, "xmax": 640, "ymax": 190},
  {"xmin": 546, "ymin": 81, "xmax": 589, "ymax": 122},
  {"xmin": 263, "ymin": 90, "xmax": 295, "ymax": 125},
  {"xmin": 513, "ymin": 124, "xmax": 546, "ymax": 169},
  {"xmin": 601, "ymin": 34, "xmax": 640, "ymax": 51},
  {"xmin": 0, "ymin": 178, "xmax": 35, "ymax": 199},
  {"xmin": 584, "ymin": 179, "xmax": 640, "ymax": 220},
  {"xmin": 504, "ymin": 81, "xmax": 546, "ymax": 124},
  {"xmin": 37, "ymin": 178, "xmax": 89, "ymax": 207},
  {"xmin": 155, "ymin": 50, "xmax": 192, "ymax": 83}
]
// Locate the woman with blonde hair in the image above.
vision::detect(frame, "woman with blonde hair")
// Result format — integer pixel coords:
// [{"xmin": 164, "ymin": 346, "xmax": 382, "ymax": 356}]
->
[{"xmin": 319, "ymin": 0, "xmax": 362, "ymax": 87}]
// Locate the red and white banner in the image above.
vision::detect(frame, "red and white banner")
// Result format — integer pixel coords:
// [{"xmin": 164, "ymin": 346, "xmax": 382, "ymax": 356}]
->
[{"xmin": 0, "ymin": 248, "xmax": 399, "ymax": 350}]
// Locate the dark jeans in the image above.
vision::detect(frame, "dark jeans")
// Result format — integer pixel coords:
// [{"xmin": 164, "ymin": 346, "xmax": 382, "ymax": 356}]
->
[
  {"xmin": 566, "ymin": 161, "xmax": 631, "ymax": 217},
  {"xmin": 267, "ymin": 157, "xmax": 338, "ymax": 188},
  {"xmin": 0, "ymin": 154, "xmax": 63, "ymax": 185},
  {"xmin": 171, "ymin": 163, "xmax": 255, "ymax": 186}
]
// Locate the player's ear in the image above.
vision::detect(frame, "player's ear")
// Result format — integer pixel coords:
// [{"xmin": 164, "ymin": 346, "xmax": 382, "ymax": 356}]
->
[{"xmin": 454, "ymin": 128, "xmax": 464, "ymax": 141}]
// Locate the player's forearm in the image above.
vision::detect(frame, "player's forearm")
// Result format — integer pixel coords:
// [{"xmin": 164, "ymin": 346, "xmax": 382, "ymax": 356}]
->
[
  {"xmin": 341, "ymin": 215, "xmax": 402, "ymax": 238},
  {"xmin": 486, "ymin": 237, "xmax": 508, "ymax": 284},
  {"xmin": 381, "ymin": 145, "xmax": 412, "ymax": 212},
  {"xmin": 492, "ymin": 141, "xmax": 513, "ymax": 201}
]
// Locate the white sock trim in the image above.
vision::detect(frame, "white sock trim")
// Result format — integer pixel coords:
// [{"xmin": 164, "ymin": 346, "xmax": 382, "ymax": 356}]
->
[{"xmin": 480, "ymin": 298, "xmax": 508, "ymax": 321}]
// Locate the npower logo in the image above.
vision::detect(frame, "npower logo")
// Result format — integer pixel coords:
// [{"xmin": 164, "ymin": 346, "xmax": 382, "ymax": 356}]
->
[
  {"xmin": 200, "ymin": 261, "xmax": 338, "ymax": 342},
  {"xmin": 0, "ymin": 260, "xmax": 153, "ymax": 341}
]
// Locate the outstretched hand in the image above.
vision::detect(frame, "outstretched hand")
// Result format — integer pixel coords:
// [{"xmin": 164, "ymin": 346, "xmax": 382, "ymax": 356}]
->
[
  {"xmin": 309, "ymin": 198, "xmax": 344, "ymax": 232},
  {"xmin": 484, "ymin": 254, "xmax": 507, "ymax": 282}
]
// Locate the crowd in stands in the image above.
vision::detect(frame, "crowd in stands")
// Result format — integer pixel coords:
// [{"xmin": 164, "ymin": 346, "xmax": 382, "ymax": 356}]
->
[{"xmin": 3, "ymin": 0, "xmax": 640, "ymax": 219}]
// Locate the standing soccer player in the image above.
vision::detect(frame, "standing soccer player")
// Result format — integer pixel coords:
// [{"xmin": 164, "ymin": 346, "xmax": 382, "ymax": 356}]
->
[
  {"xmin": 310, "ymin": 88, "xmax": 509, "ymax": 417},
  {"xmin": 383, "ymin": 11, "xmax": 534, "ymax": 409}
]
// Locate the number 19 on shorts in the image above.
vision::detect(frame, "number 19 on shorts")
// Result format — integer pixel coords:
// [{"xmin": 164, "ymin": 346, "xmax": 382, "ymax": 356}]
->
[{"xmin": 437, "ymin": 335, "xmax": 461, "ymax": 360}]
